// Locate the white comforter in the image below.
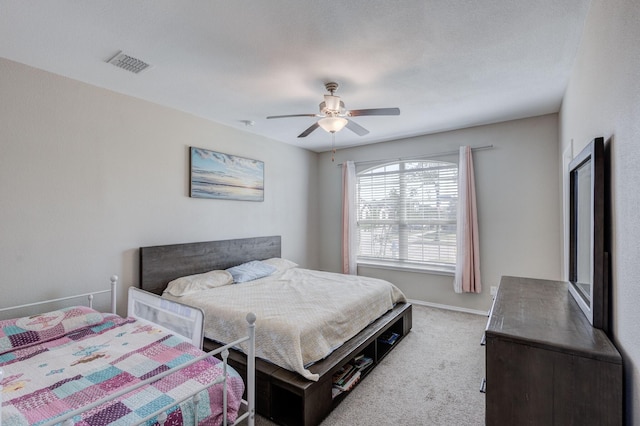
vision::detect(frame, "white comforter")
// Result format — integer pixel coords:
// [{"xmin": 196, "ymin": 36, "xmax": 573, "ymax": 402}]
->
[{"xmin": 164, "ymin": 268, "xmax": 406, "ymax": 381}]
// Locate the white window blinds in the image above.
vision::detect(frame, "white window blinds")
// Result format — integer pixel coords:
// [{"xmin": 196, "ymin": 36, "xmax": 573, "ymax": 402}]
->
[{"xmin": 357, "ymin": 160, "xmax": 458, "ymax": 271}]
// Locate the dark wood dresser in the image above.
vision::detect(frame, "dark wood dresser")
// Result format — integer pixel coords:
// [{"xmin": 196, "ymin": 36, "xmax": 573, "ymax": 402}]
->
[{"xmin": 485, "ymin": 276, "xmax": 622, "ymax": 425}]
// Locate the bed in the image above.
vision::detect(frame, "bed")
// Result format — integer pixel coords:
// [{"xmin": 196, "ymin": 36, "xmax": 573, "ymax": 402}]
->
[
  {"xmin": 139, "ymin": 236, "xmax": 413, "ymax": 426},
  {"xmin": 0, "ymin": 277, "xmax": 256, "ymax": 426}
]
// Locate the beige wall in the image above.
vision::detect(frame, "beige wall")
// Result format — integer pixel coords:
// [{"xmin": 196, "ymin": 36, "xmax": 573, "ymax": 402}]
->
[
  {"xmin": 317, "ymin": 114, "xmax": 562, "ymax": 313},
  {"xmin": 0, "ymin": 57, "xmax": 564, "ymax": 319},
  {"xmin": 559, "ymin": 0, "xmax": 640, "ymax": 422},
  {"xmin": 0, "ymin": 58, "xmax": 319, "ymax": 316}
]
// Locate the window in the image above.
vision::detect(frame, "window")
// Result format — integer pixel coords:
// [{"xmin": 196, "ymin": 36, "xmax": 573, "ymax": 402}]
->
[{"xmin": 356, "ymin": 160, "xmax": 458, "ymax": 272}]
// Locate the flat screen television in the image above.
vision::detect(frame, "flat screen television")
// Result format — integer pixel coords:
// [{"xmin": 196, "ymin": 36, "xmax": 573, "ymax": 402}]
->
[{"xmin": 568, "ymin": 137, "xmax": 608, "ymax": 332}]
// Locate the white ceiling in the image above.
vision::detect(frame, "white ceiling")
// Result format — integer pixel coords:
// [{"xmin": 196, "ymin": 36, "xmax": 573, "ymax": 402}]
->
[{"xmin": 0, "ymin": 1, "xmax": 591, "ymax": 152}]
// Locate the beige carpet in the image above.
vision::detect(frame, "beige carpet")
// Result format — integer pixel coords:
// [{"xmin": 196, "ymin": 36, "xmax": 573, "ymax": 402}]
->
[{"xmin": 252, "ymin": 304, "xmax": 487, "ymax": 426}]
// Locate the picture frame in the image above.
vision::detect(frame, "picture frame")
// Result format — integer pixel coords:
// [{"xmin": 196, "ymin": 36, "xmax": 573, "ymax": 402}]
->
[
  {"xmin": 190, "ymin": 147, "xmax": 264, "ymax": 201},
  {"xmin": 568, "ymin": 137, "xmax": 607, "ymax": 332}
]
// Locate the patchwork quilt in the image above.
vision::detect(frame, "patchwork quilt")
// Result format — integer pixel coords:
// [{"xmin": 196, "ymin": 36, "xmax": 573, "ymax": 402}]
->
[{"xmin": 0, "ymin": 307, "xmax": 244, "ymax": 425}]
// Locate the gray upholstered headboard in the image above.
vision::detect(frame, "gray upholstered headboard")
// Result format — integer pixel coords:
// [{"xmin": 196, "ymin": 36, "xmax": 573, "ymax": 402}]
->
[{"xmin": 139, "ymin": 235, "xmax": 281, "ymax": 295}]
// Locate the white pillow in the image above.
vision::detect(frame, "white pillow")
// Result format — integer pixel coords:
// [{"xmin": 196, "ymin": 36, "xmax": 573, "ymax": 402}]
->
[
  {"xmin": 227, "ymin": 260, "xmax": 277, "ymax": 283},
  {"xmin": 261, "ymin": 257, "xmax": 298, "ymax": 273},
  {"xmin": 164, "ymin": 270, "xmax": 233, "ymax": 296}
]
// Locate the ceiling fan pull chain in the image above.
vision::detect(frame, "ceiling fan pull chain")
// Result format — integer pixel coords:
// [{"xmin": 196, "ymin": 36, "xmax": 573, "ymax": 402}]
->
[{"xmin": 331, "ymin": 132, "xmax": 336, "ymax": 162}]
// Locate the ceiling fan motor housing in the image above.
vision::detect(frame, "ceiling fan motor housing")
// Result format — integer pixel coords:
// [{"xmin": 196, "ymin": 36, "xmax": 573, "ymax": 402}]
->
[{"xmin": 320, "ymin": 97, "xmax": 345, "ymax": 116}]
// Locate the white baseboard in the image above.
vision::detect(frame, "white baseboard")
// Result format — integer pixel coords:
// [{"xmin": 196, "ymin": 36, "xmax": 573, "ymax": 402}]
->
[{"xmin": 407, "ymin": 298, "xmax": 489, "ymax": 316}]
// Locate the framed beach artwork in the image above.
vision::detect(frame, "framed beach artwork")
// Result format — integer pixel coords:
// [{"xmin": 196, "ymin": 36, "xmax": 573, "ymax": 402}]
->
[{"xmin": 190, "ymin": 147, "xmax": 264, "ymax": 201}]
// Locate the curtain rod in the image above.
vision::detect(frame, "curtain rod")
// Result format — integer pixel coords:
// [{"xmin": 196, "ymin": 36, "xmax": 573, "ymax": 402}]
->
[{"xmin": 336, "ymin": 144, "xmax": 494, "ymax": 167}]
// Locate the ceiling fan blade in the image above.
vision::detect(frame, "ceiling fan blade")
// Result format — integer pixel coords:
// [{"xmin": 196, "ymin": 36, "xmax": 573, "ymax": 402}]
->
[
  {"xmin": 267, "ymin": 113, "xmax": 318, "ymax": 119},
  {"xmin": 298, "ymin": 122, "xmax": 320, "ymax": 138},
  {"xmin": 347, "ymin": 107, "xmax": 400, "ymax": 117},
  {"xmin": 346, "ymin": 119, "xmax": 370, "ymax": 136}
]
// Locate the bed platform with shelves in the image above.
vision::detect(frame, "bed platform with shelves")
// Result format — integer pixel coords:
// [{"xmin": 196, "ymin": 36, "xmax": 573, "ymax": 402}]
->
[{"xmin": 139, "ymin": 235, "xmax": 412, "ymax": 426}]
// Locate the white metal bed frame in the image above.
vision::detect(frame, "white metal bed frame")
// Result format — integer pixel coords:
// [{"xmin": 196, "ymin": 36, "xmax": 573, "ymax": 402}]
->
[{"xmin": 0, "ymin": 276, "xmax": 255, "ymax": 426}]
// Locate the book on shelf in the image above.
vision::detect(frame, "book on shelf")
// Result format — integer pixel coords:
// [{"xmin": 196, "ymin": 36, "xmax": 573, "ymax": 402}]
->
[
  {"xmin": 332, "ymin": 387, "xmax": 344, "ymax": 398},
  {"xmin": 331, "ymin": 354, "xmax": 375, "ymax": 395},
  {"xmin": 332, "ymin": 364, "xmax": 356, "ymax": 387},
  {"xmin": 337, "ymin": 364, "xmax": 359, "ymax": 386},
  {"xmin": 354, "ymin": 356, "xmax": 373, "ymax": 370},
  {"xmin": 334, "ymin": 370, "xmax": 361, "ymax": 392},
  {"xmin": 378, "ymin": 331, "xmax": 400, "ymax": 345}
]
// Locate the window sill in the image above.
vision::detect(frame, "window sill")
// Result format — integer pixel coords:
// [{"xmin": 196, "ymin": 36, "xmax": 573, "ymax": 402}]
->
[{"xmin": 357, "ymin": 260, "xmax": 455, "ymax": 276}]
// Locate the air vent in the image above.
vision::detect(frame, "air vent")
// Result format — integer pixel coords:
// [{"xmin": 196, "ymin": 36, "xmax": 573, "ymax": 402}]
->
[{"xmin": 106, "ymin": 51, "xmax": 150, "ymax": 74}]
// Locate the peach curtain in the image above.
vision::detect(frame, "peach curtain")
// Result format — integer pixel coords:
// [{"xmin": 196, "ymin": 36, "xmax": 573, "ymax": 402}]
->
[
  {"xmin": 454, "ymin": 146, "xmax": 482, "ymax": 293},
  {"xmin": 342, "ymin": 161, "xmax": 357, "ymax": 275}
]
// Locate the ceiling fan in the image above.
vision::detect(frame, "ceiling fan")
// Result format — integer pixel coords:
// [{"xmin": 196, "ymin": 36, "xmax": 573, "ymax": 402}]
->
[{"xmin": 266, "ymin": 82, "xmax": 400, "ymax": 138}]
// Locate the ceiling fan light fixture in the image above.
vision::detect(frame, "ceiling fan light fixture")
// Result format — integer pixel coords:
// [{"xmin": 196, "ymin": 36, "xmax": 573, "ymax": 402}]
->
[{"xmin": 318, "ymin": 116, "xmax": 348, "ymax": 133}]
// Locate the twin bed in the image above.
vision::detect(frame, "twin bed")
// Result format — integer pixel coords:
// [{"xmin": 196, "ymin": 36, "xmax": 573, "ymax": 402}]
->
[
  {"xmin": 0, "ymin": 278, "xmax": 255, "ymax": 426},
  {"xmin": 139, "ymin": 235, "xmax": 412, "ymax": 426}
]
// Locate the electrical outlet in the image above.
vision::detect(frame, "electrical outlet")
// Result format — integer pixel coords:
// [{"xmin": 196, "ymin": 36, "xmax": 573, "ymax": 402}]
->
[{"xmin": 490, "ymin": 286, "xmax": 498, "ymax": 297}]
